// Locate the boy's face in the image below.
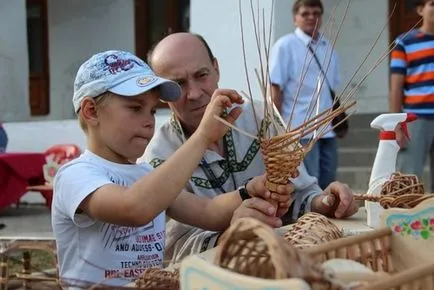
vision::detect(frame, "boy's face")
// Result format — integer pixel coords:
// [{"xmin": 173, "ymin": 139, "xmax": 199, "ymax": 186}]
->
[
  {"xmin": 90, "ymin": 90, "xmax": 159, "ymax": 163},
  {"xmin": 418, "ymin": 1, "xmax": 434, "ymax": 24}
]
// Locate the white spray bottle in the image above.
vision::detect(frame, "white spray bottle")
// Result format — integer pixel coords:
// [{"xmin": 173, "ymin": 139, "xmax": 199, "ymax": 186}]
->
[{"xmin": 366, "ymin": 112, "xmax": 417, "ymax": 228}]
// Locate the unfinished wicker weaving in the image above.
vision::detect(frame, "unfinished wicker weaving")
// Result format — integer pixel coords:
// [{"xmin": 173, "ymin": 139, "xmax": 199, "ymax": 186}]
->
[
  {"xmin": 354, "ymin": 172, "xmax": 434, "ymax": 209},
  {"xmin": 260, "ymin": 135, "xmax": 305, "ymax": 210},
  {"xmin": 284, "ymin": 213, "xmax": 343, "ymax": 249},
  {"xmin": 380, "ymin": 172, "xmax": 424, "ymax": 196}
]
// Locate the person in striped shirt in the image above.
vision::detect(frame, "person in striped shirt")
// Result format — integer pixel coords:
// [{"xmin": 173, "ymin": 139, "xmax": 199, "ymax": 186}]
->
[{"xmin": 389, "ymin": 0, "xmax": 434, "ymax": 192}]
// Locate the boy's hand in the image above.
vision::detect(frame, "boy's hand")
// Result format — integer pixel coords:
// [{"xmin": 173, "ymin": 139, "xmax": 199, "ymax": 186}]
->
[
  {"xmin": 196, "ymin": 89, "xmax": 244, "ymax": 145},
  {"xmin": 231, "ymin": 197, "xmax": 284, "ymax": 228},
  {"xmin": 230, "ymin": 174, "xmax": 294, "ymax": 227},
  {"xmin": 246, "ymin": 175, "xmax": 295, "ymax": 212},
  {"xmin": 395, "ymin": 124, "xmax": 408, "ymax": 148}
]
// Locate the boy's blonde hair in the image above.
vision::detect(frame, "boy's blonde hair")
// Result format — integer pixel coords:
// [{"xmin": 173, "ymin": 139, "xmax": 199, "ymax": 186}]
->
[{"xmin": 78, "ymin": 92, "xmax": 114, "ymax": 133}]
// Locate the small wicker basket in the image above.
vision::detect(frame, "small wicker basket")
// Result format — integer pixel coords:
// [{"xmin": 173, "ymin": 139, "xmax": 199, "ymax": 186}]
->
[{"xmin": 284, "ymin": 213, "xmax": 343, "ymax": 249}]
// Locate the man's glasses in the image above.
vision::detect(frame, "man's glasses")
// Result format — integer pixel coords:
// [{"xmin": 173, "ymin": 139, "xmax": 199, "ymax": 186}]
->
[{"xmin": 299, "ymin": 11, "xmax": 322, "ymax": 18}]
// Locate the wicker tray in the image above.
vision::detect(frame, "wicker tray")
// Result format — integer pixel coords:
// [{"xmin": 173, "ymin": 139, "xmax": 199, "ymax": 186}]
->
[{"xmin": 179, "ymin": 199, "xmax": 434, "ymax": 290}]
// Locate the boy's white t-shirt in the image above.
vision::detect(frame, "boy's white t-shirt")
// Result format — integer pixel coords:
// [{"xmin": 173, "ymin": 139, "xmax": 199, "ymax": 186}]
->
[{"xmin": 51, "ymin": 149, "xmax": 166, "ymax": 287}]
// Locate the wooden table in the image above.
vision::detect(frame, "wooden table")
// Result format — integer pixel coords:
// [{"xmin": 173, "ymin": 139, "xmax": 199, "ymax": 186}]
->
[{"xmin": 0, "ymin": 152, "xmax": 47, "ymax": 209}]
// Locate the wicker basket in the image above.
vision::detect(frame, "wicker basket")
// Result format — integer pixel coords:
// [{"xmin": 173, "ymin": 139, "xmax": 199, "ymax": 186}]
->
[
  {"xmin": 0, "ymin": 237, "xmax": 59, "ymax": 290},
  {"xmin": 213, "ymin": 218, "xmax": 350, "ymax": 290},
  {"xmin": 284, "ymin": 213, "xmax": 343, "ymax": 249}
]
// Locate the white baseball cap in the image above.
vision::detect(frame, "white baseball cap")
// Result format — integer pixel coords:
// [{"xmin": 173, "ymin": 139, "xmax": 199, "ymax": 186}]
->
[{"xmin": 72, "ymin": 50, "xmax": 181, "ymax": 113}]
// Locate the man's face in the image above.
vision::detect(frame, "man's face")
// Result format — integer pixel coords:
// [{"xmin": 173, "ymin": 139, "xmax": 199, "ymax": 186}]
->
[
  {"xmin": 151, "ymin": 39, "xmax": 220, "ymax": 134},
  {"xmin": 294, "ymin": 5, "xmax": 323, "ymax": 36}
]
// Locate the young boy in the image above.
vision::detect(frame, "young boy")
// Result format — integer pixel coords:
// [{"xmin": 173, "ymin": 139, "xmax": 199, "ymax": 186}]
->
[
  {"xmin": 390, "ymin": 0, "xmax": 434, "ymax": 192},
  {"xmin": 51, "ymin": 50, "xmax": 291, "ymax": 287}
]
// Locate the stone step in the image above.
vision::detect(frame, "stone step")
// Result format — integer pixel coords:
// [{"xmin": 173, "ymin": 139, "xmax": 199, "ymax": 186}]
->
[
  {"xmin": 337, "ymin": 166, "xmax": 432, "ymax": 193},
  {"xmin": 346, "ymin": 113, "xmax": 379, "ymax": 130},
  {"xmin": 338, "ymin": 128, "xmax": 379, "ymax": 149},
  {"xmin": 338, "ymin": 148, "xmax": 377, "ymax": 167},
  {"xmin": 337, "ymin": 148, "xmax": 432, "ymax": 168}
]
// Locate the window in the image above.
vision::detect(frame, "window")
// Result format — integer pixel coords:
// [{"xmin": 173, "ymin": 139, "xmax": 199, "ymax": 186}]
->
[
  {"xmin": 27, "ymin": 0, "xmax": 50, "ymax": 116},
  {"xmin": 389, "ymin": 0, "xmax": 421, "ymax": 43},
  {"xmin": 135, "ymin": 0, "xmax": 190, "ymax": 108}
]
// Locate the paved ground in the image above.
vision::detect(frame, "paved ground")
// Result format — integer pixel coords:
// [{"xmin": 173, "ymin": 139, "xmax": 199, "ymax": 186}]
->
[{"xmin": 0, "ymin": 192, "xmax": 52, "ymax": 238}]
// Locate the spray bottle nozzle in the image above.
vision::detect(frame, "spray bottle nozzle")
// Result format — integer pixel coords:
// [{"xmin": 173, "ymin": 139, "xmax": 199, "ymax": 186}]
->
[
  {"xmin": 399, "ymin": 113, "xmax": 418, "ymax": 141},
  {"xmin": 406, "ymin": 113, "xmax": 417, "ymax": 122}
]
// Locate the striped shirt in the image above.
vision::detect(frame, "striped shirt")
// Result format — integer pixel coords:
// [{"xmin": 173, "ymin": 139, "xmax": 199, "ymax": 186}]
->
[{"xmin": 390, "ymin": 29, "xmax": 434, "ymax": 116}]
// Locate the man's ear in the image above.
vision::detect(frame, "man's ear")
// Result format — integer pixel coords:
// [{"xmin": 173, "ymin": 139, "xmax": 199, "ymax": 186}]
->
[
  {"xmin": 212, "ymin": 57, "xmax": 220, "ymax": 81},
  {"xmin": 80, "ymin": 97, "xmax": 99, "ymax": 126}
]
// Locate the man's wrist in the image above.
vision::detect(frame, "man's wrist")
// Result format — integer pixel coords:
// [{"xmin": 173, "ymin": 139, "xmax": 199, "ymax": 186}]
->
[
  {"xmin": 311, "ymin": 194, "xmax": 335, "ymax": 217},
  {"xmin": 308, "ymin": 193, "xmax": 324, "ymax": 213},
  {"xmin": 238, "ymin": 177, "xmax": 253, "ymax": 200}
]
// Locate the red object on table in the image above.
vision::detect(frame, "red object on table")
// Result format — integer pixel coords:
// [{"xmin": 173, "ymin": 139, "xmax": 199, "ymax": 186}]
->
[{"xmin": 0, "ymin": 152, "xmax": 47, "ymax": 210}]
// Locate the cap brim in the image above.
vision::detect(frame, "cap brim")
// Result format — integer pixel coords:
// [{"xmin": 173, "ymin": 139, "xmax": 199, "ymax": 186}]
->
[{"xmin": 108, "ymin": 75, "xmax": 181, "ymax": 102}]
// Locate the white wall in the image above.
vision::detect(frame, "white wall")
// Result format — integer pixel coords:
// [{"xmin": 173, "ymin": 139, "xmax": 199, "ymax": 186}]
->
[
  {"xmin": 0, "ymin": 0, "xmax": 136, "ymax": 123},
  {"xmin": 42, "ymin": 0, "xmax": 136, "ymax": 121},
  {"xmin": 191, "ymin": 0, "xmax": 390, "ymax": 114},
  {"xmin": 324, "ymin": 0, "xmax": 390, "ymax": 113},
  {"xmin": 0, "ymin": 0, "xmax": 29, "ymax": 122},
  {"xmin": 190, "ymin": 0, "xmax": 274, "ymax": 102},
  {"xmin": 3, "ymin": 110, "xmax": 171, "ymax": 153}
]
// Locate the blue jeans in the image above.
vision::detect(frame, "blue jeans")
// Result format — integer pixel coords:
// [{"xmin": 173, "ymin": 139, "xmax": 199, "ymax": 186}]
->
[
  {"xmin": 0, "ymin": 126, "xmax": 8, "ymax": 153},
  {"xmin": 397, "ymin": 118, "xmax": 434, "ymax": 192},
  {"xmin": 300, "ymin": 137, "xmax": 338, "ymax": 190}
]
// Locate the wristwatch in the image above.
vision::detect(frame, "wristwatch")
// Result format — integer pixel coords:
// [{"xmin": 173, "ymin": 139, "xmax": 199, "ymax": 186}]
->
[{"xmin": 238, "ymin": 178, "xmax": 253, "ymax": 200}]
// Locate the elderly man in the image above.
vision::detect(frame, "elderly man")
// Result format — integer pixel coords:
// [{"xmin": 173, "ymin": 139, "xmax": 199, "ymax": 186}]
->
[{"xmin": 139, "ymin": 32, "xmax": 358, "ymax": 264}]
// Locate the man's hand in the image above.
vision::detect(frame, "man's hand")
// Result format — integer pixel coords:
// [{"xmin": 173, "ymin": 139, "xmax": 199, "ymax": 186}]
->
[{"xmin": 311, "ymin": 181, "xmax": 358, "ymax": 219}]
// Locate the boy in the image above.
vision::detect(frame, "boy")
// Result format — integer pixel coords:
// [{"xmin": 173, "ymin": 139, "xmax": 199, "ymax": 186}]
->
[
  {"xmin": 51, "ymin": 50, "xmax": 292, "ymax": 287},
  {"xmin": 390, "ymin": 0, "xmax": 434, "ymax": 192}
]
